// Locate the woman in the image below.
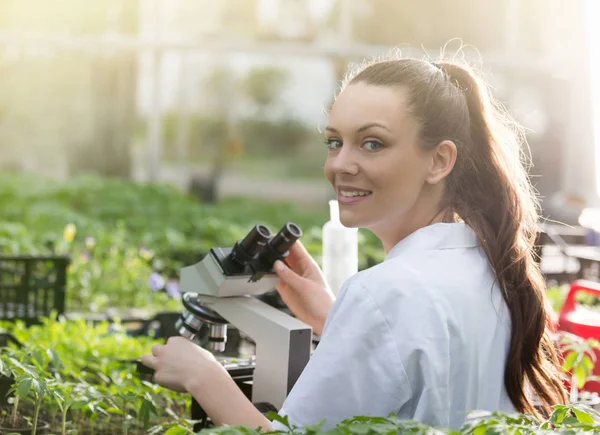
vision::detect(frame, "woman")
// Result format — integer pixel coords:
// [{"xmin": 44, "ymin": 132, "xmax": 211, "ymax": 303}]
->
[{"xmin": 140, "ymin": 57, "xmax": 568, "ymax": 431}]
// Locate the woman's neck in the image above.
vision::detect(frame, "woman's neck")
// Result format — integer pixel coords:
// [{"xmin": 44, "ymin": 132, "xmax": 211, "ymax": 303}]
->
[{"xmin": 376, "ymin": 206, "xmax": 455, "ymax": 254}]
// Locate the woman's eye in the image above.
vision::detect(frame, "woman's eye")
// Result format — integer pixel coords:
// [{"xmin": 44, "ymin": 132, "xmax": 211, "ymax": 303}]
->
[
  {"xmin": 363, "ymin": 140, "xmax": 383, "ymax": 151},
  {"xmin": 325, "ymin": 138, "xmax": 342, "ymax": 150}
]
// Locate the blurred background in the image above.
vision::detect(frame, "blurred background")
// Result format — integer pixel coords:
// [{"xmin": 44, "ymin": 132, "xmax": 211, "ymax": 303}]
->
[
  {"xmin": 0, "ymin": 0, "xmax": 599, "ymax": 315},
  {"xmin": 2, "ymin": 3, "xmax": 600, "ymax": 431}
]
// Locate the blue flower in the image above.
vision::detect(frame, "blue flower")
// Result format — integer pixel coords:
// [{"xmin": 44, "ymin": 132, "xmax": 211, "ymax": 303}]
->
[{"xmin": 148, "ymin": 272, "xmax": 165, "ymax": 292}]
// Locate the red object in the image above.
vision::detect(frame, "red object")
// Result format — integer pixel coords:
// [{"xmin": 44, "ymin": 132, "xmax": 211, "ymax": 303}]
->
[{"xmin": 558, "ymin": 280, "xmax": 600, "ymax": 394}]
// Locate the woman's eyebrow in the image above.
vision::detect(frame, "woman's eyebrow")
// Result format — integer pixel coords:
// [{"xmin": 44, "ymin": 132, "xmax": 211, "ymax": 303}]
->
[{"xmin": 325, "ymin": 122, "xmax": 391, "ymax": 134}]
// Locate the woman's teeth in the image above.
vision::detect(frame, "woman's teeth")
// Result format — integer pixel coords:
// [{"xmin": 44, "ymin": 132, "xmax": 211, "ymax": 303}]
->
[{"xmin": 340, "ymin": 190, "xmax": 371, "ymax": 197}]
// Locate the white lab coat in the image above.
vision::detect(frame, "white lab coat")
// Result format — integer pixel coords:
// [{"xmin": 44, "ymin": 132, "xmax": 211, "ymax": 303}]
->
[{"xmin": 273, "ymin": 222, "xmax": 516, "ymax": 431}]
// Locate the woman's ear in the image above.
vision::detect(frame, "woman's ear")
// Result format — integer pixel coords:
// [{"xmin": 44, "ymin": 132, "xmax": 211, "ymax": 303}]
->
[{"xmin": 426, "ymin": 140, "xmax": 457, "ymax": 185}]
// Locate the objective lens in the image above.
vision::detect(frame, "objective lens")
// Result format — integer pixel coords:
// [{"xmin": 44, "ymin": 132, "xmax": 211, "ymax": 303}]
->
[
  {"xmin": 270, "ymin": 223, "xmax": 303, "ymax": 254},
  {"xmin": 230, "ymin": 224, "xmax": 273, "ymax": 267},
  {"xmin": 208, "ymin": 324, "xmax": 227, "ymax": 353}
]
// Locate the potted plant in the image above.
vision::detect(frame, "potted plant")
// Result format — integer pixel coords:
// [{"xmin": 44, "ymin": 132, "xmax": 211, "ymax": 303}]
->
[
  {"xmin": 0, "ymin": 371, "xmax": 50, "ymax": 434},
  {"xmin": 0, "ymin": 317, "xmax": 189, "ymax": 434},
  {"xmin": 0, "ymin": 354, "xmax": 13, "ymax": 408}
]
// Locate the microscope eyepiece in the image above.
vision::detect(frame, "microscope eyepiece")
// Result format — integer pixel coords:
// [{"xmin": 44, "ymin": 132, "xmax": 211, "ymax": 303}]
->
[
  {"xmin": 230, "ymin": 224, "xmax": 273, "ymax": 268},
  {"xmin": 269, "ymin": 223, "xmax": 302, "ymax": 254},
  {"xmin": 256, "ymin": 222, "xmax": 303, "ymax": 268},
  {"xmin": 240, "ymin": 224, "xmax": 273, "ymax": 256}
]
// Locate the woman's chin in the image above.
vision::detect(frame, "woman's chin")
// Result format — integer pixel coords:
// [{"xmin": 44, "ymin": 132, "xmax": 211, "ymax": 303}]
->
[{"xmin": 339, "ymin": 211, "xmax": 362, "ymax": 229}]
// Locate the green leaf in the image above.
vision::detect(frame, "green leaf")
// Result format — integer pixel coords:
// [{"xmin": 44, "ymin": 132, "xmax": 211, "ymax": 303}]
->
[
  {"xmin": 549, "ymin": 406, "xmax": 568, "ymax": 423},
  {"xmin": 106, "ymin": 407, "xmax": 124, "ymax": 415},
  {"xmin": 572, "ymin": 407, "xmax": 595, "ymax": 424},
  {"xmin": 562, "ymin": 416, "xmax": 581, "ymax": 425},
  {"xmin": 139, "ymin": 398, "xmax": 157, "ymax": 429},
  {"xmin": 267, "ymin": 411, "xmax": 293, "ymax": 429},
  {"xmin": 583, "ymin": 355, "xmax": 595, "ymax": 371},
  {"xmin": 71, "ymin": 399, "xmax": 89, "ymax": 410},
  {"xmin": 17, "ymin": 377, "xmax": 32, "ymax": 398},
  {"xmin": 121, "ymin": 420, "xmax": 131, "ymax": 433},
  {"xmin": 574, "ymin": 364, "xmax": 588, "ymax": 389},
  {"xmin": 30, "ymin": 378, "xmax": 43, "ymax": 396},
  {"xmin": 563, "ymin": 352, "xmax": 578, "ymax": 372},
  {"xmin": 163, "ymin": 427, "xmax": 188, "ymax": 435}
]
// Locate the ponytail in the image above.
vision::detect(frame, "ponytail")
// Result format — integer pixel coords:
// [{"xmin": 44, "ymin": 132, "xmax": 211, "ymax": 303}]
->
[{"xmin": 436, "ymin": 61, "xmax": 568, "ymax": 418}]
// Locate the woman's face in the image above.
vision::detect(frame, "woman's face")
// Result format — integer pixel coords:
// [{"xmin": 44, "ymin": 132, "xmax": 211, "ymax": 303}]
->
[{"xmin": 324, "ymin": 82, "xmax": 438, "ymax": 240}]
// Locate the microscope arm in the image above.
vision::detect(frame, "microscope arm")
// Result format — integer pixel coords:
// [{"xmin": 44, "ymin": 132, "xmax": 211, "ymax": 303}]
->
[{"xmin": 198, "ymin": 295, "xmax": 313, "ymax": 410}]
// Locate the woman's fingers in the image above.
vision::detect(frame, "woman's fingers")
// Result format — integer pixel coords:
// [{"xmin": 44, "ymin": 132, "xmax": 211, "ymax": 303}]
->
[
  {"xmin": 140, "ymin": 354, "xmax": 158, "ymax": 369},
  {"xmin": 287, "ymin": 241, "xmax": 316, "ymax": 272}
]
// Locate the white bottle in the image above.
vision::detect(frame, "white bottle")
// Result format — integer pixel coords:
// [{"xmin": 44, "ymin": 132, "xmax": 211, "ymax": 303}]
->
[{"xmin": 322, "ymin": 200, "xmax": 358, "ymax": 296}]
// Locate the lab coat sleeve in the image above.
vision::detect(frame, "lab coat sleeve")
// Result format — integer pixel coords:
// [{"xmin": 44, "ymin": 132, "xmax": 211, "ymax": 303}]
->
[{"xmin": 271, "ymin": 280, "xmax": 412, "ymax": 431}]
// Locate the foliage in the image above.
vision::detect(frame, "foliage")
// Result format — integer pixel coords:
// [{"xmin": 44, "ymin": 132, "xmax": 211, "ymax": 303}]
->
[
  {"xmin": 3, "ymin": 318, "xmax": 600, "ymax": 434},
  {"xmin": 240, "ymin": 66, "xmax": 289, "ymax": 117},
  {"xmin": 559, "ymin": 333, "xmax": 600, "ymax": 403},
  {"xmin": 238, "ymin": 118, "xmax": 318, "ymax": 156},
  {"xmin": 0, "ymin": 173, "xmax": 384, "ymax": 312},
  {"xmin": 161, "ymin": 114, "xmax": 229, "ymax": 161},
  {"xmin": 546, "ymin": 285, "xmax": 568, "ymax": 315},
  {"xmin": 0, "ymin": 316, "xmax": 189, "ymax": 434},
  {"xmin": 193, "ymin": 406, "xmax": 600, "ymax": 435},
  {"xmin": 161, "ymin": 113, "xmax": 320, "ymax": 167}
]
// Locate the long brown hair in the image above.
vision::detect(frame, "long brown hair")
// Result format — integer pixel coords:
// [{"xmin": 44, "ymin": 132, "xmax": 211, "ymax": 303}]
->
[{"xmin": 341, "ymin": 57, "xmax": 567, "ymax": 418}]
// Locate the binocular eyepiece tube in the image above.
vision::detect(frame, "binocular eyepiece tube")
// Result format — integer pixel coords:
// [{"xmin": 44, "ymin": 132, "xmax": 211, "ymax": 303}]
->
[
  {"xmin": 230, "ymin": 224, "xmax": 273, "ymax": 268},
  {"xmin": 227, "ymin": 222, "xmax": 303, "ymax": 270},
  {"xmin": 175, "ymin": 222, "xmax": 303, "ymax": 353},
  {"xmin": 269, "ymin": 223, "xmax": 302, "ymax": 255}
]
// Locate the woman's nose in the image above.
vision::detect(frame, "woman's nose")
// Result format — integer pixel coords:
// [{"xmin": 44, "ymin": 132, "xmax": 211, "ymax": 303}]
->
[{"xmin": 329, "ymin": 145, "xmax": 359, "ymax": 175}]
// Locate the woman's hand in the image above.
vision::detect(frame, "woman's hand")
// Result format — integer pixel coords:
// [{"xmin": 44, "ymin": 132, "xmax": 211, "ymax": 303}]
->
[
  {"xmin": 273, "ymin": 240, "xmax": 335, "ymax": 336},
  {"xmin": 140, "ymin": 336, "xmax": 224, "ymax": 392},
  {"xmin": 141, "ymin": 338, "xmax": 273, "ymax": 430}
]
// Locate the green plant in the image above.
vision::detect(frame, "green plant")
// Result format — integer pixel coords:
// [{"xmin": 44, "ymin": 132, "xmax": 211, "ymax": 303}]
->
[
  {"xmin": 106, "ymin": 390, "xmax": 142, "ymax": 435},
  {"xmin": 560, "ymin": 332, "xmax": 600, "ymax": 403},
  {"xmin": 1, "ymin": 349, "xmax": 35, "ymax": 428},
  {"xmin": 238, "ymin": 118, "xmax": 317, "ymax": 155},
  {"xmin": 3, "ymin": 315, "xmax": 600, "ymax": 434},
  {"xmin": 161, "ymin": 113, "xmax": 229, "ymax": 161},
  {"xmin": 546, "ymin": 285, "xmax": 568, "ymax": 314},
  {"xmin": 148, "ymin": 410, "xmax": 198, "ymax": 435},
  {"xmin": 0, "ymin": 172, "xmax": 386, "ymax": 313},
  {"xmin": 16, "ymin": 370, "xmax": 49, "ymax": 435},
  {"xmin": 240, "ymin": 66, "xmax": 288, "ymax": 118},
  {"xmin": 187, "ymin": 405, "xmax": 600, "ymax": 435},
  {"xmin": 50, "ymin": 382, "xmax": 90, "ymax": 435},
  {"xmin": 0, "ymin": 316, "xmax": 189, "ymax": 433}
]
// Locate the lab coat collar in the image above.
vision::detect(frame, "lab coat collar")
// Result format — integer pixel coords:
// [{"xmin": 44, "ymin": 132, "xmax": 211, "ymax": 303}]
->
[{"xmin": 385, "ymin": 222, "xmax": 480, "ymax": 261}]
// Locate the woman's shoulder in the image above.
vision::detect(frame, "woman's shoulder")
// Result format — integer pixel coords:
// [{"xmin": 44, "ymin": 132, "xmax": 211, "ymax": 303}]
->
[
  {"xmin": 339, "ymin": 260, "xmax": 442, "ymax": 322},
  {"xmin": 351, "ymin": 255, "xmax": 433, "ymax": 298},
  {"xmin": 353, "ymin": 226, "xmax": 494, "ymax": 305}
]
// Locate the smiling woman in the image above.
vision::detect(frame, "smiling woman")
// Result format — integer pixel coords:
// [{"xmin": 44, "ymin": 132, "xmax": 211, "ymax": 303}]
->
[
  {"xmin": 323, "ymin": 83, "xmax": 455, "ymax": 250},
  {"xmin": 142, "ymin": 55, "xmax": 567, "ymax": 432}
]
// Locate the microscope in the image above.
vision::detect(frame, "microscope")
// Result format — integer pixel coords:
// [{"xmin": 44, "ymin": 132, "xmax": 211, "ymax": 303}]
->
[{"xmin": 173, "ymin": 222, "xmax": 313, "ymax": 414}]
